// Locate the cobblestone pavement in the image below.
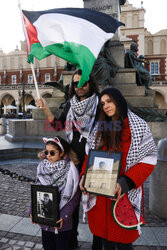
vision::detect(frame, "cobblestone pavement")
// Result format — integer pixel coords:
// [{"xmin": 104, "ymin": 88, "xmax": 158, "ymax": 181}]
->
[
  {"xmin": 0, "ymin": 160, "xmax": 167, "ymax": 249},
  {"xmin": 0, "ymin": 162, "xmax": 36, "ymax": 217}
]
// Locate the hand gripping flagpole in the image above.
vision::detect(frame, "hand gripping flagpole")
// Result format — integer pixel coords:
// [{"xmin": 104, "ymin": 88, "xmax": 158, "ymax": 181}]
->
[{"xmin": 18, "ymin": 0, "xmax": 40, "ymax": 99}]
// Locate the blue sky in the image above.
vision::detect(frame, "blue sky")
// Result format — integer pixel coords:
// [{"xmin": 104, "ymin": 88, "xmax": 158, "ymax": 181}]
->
[{"xmin": 0, "ymin": 0, "xmax": 166, "ymax": 53}]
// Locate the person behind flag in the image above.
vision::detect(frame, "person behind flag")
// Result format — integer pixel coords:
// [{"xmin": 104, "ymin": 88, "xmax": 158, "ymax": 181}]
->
[
  {"xmin": 30, "ymin": 136, "xmax": 80, "ymax": 250},
  {"xmin": 79, "ymin": 87, "xmax": 157, "ymax": 250},
  {"xmin": 36, "ymin": 69, "xmax": 100, "ymax": 249},
  {"xmin": 36, "ymin": 69, "xmax": 99, "ymax": 171}
]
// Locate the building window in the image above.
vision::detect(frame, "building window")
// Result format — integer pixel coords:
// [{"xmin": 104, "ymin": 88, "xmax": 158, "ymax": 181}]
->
[
  {"xmin": 150, "ymin": 62, "xmax": 159, "ymax": 75},
  {"xmin": 12, "ymin": 75, "xmax": 17, "ymax": 84},
  {"xmin": 148, "ymin": 40, "xmax": 153, "ymax": 55},
  {"xmin": 155, "ymin": 62, "xmax": 158, "ymax": 74},
  {"xmin": 28, "ymin": 74, "xmax": 33, "ymax": 84},
  {"xmin": 132, "ymin": 14, "xmax": 138, "ymax": 28},
  {"xmin": 160, "ymin": 39, "xmax": 166, "ymax": 54},
  {"xmin": 45, "ymin": 73, "xmax": 50, "ymax": 82}
]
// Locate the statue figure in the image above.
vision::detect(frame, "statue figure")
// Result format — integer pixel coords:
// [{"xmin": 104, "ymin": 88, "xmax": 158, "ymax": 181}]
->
[
  {"xmin": 49, "ymin": 62, "xmax": 76, "ymax": 89},
  {"xmin": 137, "ymin": 55, "xmax": 152, "ymax": 88},
  {"xmin": 63, "ymin": 62, "xmax": 76, "ymax": 71},
  {"xmin": 120, "ymin": 0, "xmax": 126, "ymax": 5},
  {"xmin": 92, "ymin": 41, "xmax": 119, "ymax": 86},
  {"xmin": 125, "ymin": 42, "xmax": 152, "ymax": 95}
]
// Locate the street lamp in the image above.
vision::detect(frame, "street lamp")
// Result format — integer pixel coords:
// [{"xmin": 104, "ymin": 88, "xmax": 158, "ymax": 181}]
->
[
  {"xmin": 15, "ymin": 98, "xmax": 20, "ymax": 115},
  {"xmin": 37, "ymin": 64, "xmax": 40, "ymax": 78},
  {"xmin": 3, "ymin": 66, "xmax": 7, "ymax": 83},
  {"xmin": 18, "ymin": 65, "xmax": 25, "ymax": 116},
  {"xmin": 54, "ymin": 62, "xmax": 57, "ymax": 77},
  {"xmin": 18, "ymin": 87, "xmax": 25, "ymax": 115}
]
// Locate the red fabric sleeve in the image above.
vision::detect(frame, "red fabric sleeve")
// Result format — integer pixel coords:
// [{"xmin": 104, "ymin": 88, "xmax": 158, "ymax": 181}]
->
[
  {"xmin": 125, "ymin": 162, "xmax": 154, "ymax": 188},
  {"xmin": 79, "ymin": 154, "xmax": 88, "ymax": 179}
]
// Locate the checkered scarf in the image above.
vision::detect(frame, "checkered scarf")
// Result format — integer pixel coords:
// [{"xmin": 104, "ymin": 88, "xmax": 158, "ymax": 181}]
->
[
  {"xmin": 83, "ymin": 110, "xmax": 157, "ymax": 232},
  {"xmin": 66, "ymin": 94, "xmax": 98, "ymax": 142},
  {"xmin": 36, "ymin": 158, "xmax": 79, "ymax": 209}
]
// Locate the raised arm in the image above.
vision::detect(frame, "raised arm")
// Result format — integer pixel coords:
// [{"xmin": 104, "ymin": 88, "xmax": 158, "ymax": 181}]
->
[{"xmin": 36, "ymin": 97, "xmax": 54, "ymax": 123}]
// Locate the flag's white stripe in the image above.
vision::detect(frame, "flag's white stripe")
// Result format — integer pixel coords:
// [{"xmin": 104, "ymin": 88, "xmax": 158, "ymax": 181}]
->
[{"xmin": 33, "ymin": 13, "xmax": 114, "ymax": 58}]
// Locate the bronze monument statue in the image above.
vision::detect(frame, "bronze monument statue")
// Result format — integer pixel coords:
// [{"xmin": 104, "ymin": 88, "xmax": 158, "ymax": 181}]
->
[
  {"xmin": 125, "ymin": 42, "xmax": 152, "ymax": 95},
  {"xmin": 92, "ymin": 41, "xmax": 119, "ymax": 86},
  {"xmin": 120, "ymin": 0, "xmax": 126, "ymax": 5}
]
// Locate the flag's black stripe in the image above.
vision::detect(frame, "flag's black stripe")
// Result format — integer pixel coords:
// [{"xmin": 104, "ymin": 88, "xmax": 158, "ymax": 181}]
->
[{"xmin": 22, "ymin": 8, "xmax": 124, "ymax": 33}]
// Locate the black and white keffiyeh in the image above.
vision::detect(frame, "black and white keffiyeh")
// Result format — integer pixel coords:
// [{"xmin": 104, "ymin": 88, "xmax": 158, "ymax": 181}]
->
[
  {"xmin": 83, "ymin": 110, "xmax": 157, "ymax": 232},
  {"xmin": 66, "ymin": 94, "xmax": 98, "ymax": 142},
  {"xmin": 36, "ymin": 158, "xmax": 79, "ymax": 209}
]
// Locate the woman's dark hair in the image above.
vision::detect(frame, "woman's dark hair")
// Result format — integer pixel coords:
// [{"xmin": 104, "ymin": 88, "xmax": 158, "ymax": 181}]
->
[
  {"xmin": 96, "ymin": 98, "xmax": 123, "ymax": 152},
  {"xmin": 45, "ymin": 136, "xmax": 79, "ymax": 165},
  {"xmin": 95, "ymin": 89, "xmax": 127, "ymax": 152},
  {"xmin": 68, "ymin": 69, "xmax": 99, "ymax": 98}
]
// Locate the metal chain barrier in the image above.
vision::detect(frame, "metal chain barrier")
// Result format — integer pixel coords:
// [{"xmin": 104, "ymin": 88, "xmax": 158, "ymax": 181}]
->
[{"xmin": 0, "ymin": 167, "xmax": 35, "ymax": 183}]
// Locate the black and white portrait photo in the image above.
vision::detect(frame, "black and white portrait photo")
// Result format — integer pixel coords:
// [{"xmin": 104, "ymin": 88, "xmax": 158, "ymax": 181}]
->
[
  {"xmin": 31, "ymin": 185, "xmax": 60, "ymax": 226},
  {"xmin": 37, "ymin": 192, "xmax": 53, "ymax": 219}
]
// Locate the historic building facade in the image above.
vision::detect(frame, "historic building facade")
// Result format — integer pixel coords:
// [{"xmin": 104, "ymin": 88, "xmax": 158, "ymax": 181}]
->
[
  {"xmin": 0, "ymin": 41, "xmax": 65, "ymax": 114},
  {"xmin": 120, "ymin": 0, "xmax": 167, "ymax": 109},
  {"xmin": 0, "ymin": 0, "xmax": 167, "ymax": 113}
]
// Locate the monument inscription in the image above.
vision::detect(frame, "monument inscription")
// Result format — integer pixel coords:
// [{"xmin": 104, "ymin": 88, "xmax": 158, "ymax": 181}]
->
[{"xmin": 84, "ymin": 0, "xmax": 126, "ymax": 20}]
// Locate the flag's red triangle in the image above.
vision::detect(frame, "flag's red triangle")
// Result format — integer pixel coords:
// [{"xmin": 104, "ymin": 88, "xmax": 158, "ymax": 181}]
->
[{"xmin": 23, "ymin": 14, "xmax": 39, "ymax": 54}]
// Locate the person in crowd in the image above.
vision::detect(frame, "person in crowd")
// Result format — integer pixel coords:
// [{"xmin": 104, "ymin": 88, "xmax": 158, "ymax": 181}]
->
[
  {"xmin": 30, "ymin": 136, "xmax": 80, "ymax": 250},
  {"xmin": 80, "ymin": 87, "xmax": 157, "ymax": 250},
  {"xmin": 36, "ymin": 69, "xmax": 100, "ymax": 249}
]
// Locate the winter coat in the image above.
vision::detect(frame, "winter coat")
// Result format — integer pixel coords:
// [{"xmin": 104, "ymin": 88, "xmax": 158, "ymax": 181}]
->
[{"xmin": 81, "ymin": 117, "xmax": 155, "ymax": 243}]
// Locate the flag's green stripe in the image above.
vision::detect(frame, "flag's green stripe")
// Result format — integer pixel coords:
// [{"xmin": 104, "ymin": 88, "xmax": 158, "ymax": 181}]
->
[
  {"xmin": 28, "ymin": 42, "xmax": 96, "ymax": 87},
  {"xmin": 27, "ymin": 43, "xmax": 51, "ymax": 63}
]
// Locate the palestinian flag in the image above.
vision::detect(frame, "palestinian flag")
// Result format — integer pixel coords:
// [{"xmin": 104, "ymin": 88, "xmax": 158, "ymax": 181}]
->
[{"xmin": 21, "ymin": 8, "xmax": 124, "ymax": 87}]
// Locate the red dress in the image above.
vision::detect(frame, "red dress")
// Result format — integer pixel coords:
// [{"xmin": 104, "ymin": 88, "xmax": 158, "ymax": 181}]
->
[{"xmin": 81, "ymin": 117, "xmax": 154, "ymax": 243}]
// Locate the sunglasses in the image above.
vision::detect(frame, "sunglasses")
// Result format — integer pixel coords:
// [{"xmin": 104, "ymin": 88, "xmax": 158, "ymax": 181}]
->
[
  {"xmin": 72, "ymin": 81, "xmax": 88, "ymax": 88},
  {"xmin": 44, "ymin": 150, "xmax": 56, "ymax": 156}
]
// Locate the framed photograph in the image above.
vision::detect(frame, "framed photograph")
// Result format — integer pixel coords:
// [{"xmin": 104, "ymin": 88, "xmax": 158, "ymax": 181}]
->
[
  {"xmin": 31, "ymin": 185, "xmax": 60, "ymax": 227},
  {"xmin": 83, "ymin": 150, "xmax": 122, "ymax": 198}
]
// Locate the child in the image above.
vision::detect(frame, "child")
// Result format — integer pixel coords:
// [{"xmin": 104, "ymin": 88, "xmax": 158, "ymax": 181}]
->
[{"xmin": 30, "ymin": 136, "xmax": 80, "ymax": 250}]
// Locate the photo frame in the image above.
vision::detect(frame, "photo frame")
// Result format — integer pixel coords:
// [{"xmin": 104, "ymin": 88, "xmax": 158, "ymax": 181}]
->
[
  {"xmin": 83, "ymin": 150, "xmax": 122, "ymax": 198},
  {"xmin": 31, "ymin": 184, "xmax": 60, "ymax": 227}
]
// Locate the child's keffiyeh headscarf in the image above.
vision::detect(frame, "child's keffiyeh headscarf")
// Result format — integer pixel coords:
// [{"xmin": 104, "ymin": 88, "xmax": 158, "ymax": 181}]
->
[{"xmin": 36, "ymin": 158, "xmax": 79, "ymax": 209}]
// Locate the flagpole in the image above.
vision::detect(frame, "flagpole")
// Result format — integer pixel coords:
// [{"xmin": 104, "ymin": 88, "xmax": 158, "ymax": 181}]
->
[
  {"xmin": 30, "ymin": 63, "xmax": 40, "ymax": 99},
  {"xmin": 18, "ymin": 0, "xmax": 40, "ymax": 99}
]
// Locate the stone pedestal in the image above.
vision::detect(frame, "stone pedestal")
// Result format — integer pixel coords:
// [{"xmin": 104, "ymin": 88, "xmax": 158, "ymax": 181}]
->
[
  {"xmin": 5, "ymin": 119, "xmax": 65, "ymax": 142},
  {"xmin": 84, "ymin": 0, "xmax": 120, "ymax": 19},
  {"xmin": 149, "ymin": 138, "xmax": 167, "ymax": 218},
  {"xmin": 5, "ymin": 87, "xmax": 66, "ymax": 142},
  {"xmin": 63, "ymin": 71, "xmax": 74, "ymax": 85},
  {"xmin": 109, "ymin": 68, "xmax": 156, "ymax": 108},
  {"xmin": 5, "ymin": 72, "xmax": 74, "ymax": 142},
  {"xmin": 83, "ymin": 0, "xmax": 125, "ymax": 67},
  {"xmin": 83, "ymin": 0, "xmax": 122, "ymax": 40},
  {"xmin": 107, "ymin": 41, "xmax": 125, "ymax": 68}
]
